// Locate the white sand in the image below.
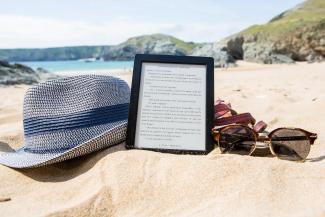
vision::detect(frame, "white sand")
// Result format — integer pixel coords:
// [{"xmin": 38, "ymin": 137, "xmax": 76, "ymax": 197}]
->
[{"xmin": 0, "ymin": 62, "xmax": 324, "ymax": 217}]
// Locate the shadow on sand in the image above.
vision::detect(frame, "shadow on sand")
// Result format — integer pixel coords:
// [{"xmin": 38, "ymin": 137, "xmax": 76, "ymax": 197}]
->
[
  {"xmin": 0, "ymin": 141, "xmax": 15, "ymax": 153},
  {"xmin": 2, "ymin": 140, "xmax": 324, "ymax": 183},
  {"xmin": 306, "ymin": 155, "xmax": 325, "ymax": 162},
  {"xmin": 9, "ymin": 143, "xmax": 126, "ymax": 183}
]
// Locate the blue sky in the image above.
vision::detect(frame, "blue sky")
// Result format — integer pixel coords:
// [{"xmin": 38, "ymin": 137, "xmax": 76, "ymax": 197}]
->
[{"xmin": 0, "ymin": 0, "xmax": 304, "ymax": 48}]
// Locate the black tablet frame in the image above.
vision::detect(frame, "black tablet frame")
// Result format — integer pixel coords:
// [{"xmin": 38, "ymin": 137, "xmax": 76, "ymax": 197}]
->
[{"xmin": 126, "ymin": 54, "xmax": 214, "ymax": 154}]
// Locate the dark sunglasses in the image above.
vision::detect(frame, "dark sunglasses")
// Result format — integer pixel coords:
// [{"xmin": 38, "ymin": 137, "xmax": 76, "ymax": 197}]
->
[{"xmin": 211, "ymin": 125, "xmax": 317, "ymax": 162}]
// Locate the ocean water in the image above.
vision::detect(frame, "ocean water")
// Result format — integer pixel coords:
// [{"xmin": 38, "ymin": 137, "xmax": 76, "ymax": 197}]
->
[{"xmin": 16, "ymin": 60, "xmax": 134, "ymax": 73}]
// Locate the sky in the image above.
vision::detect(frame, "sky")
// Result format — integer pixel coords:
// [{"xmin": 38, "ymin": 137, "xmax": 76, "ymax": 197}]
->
[{"xmin": 0, "ymin": 0, "xmax": 305, "ymax": 49}]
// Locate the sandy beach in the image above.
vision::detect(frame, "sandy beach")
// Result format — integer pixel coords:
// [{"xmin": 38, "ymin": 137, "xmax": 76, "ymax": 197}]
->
[{"xmin": 0, "ymin": 61, "xmax": 324, "ymax": 217}]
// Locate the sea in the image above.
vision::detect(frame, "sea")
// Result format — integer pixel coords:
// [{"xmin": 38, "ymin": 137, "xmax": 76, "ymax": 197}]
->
[{"xmin": 16, "ymin": 60, "xmax": 134, "ymax": 75}]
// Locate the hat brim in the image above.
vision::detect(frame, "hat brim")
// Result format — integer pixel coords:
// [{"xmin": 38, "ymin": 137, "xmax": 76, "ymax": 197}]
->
[{"xmin": 0, "ymin": 122, "xmax": 127, "ymax": 168}]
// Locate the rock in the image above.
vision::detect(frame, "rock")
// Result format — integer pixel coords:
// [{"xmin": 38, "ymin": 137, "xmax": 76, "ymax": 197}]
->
[
  {"xmin": 0, "ymin": 60, "xmax": 11, "ymax": 68},
  {"xmin": 306, "ymin": 52, "xmax": 317, "ymax": 63},
  {"xmin": 0, "ymin": 61, "xmax": 59, "ymax": 85},
  {"xmin": 243, "ymin": 41, "xmax": 295, "ymax": 64},
  {"xmin": 268, "ymin": 54, "xmax": 295, "ymax": 64},
  {"xmin": 225, "ymin": 37, "xmax": 244, "ymax": 59},
  {"xmin": 36, "ymin": 67, "xmax": 50, "ymax": 74},
  {"xmin": 190, "ymin": 43, "xmax": 235, "ymax": 67}
]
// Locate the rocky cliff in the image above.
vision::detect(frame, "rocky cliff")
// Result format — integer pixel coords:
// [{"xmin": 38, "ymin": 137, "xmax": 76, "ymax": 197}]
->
[
  {"xmin": 217, "ymin": 0, "xmax": 325, "ymax": 63},
  {"xmin": 0, "ymin": 46, "xmax": 110, "ymax": 62}
]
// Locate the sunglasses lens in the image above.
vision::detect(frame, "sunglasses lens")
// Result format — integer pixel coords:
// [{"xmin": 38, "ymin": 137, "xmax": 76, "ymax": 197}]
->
[
  {"xmin": 219, "ymin": 126, "xmax": 256, "ymax": 155},
  {"xmin": 271, "ymin": 129, "xmax": 310, "ymax": 161}
]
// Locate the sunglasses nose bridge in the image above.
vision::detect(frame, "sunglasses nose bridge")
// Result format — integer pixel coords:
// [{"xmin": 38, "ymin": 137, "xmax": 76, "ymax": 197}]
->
[
  {"xmin": 263, "ymin": 139, "xmax": 271, "ymax": 145},
  {"xmin": 265, "ymin": 139, "xmax": 277, "ymax": 156},
  {"xmin": 256, "ymin": 136, "xmax": 273, "ymax": 151},
  {"xmin": 257, "ymin": 135, "xmax": 270, "ymax": 143}
]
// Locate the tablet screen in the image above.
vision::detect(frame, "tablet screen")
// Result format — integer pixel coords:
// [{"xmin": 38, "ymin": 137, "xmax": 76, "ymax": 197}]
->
[{"xmin": 134, "ymin": 62, "xmax": 206, "ymax": 151}]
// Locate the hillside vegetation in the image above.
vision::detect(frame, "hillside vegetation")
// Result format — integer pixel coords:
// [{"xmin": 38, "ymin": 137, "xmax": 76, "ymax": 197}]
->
[
  {"xmin": 102, "ymin": 34, "xmax": 199, "ymax": 60},
  {"xmin": 244, "ymin": 0, "xmax": 325, "ymax": 36}
]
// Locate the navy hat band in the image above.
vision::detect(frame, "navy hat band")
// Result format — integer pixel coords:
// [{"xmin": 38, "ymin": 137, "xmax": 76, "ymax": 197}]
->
[{"xmin": 23, "ymin": 103, "xmax": 129, "ymax": 136}]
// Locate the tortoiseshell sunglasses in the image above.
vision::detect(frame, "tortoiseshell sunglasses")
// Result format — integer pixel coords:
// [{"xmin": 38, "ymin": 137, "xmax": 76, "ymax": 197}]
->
[{"xmin": 211, "ymin": 125, "xmax": 317, "ymax": 161}]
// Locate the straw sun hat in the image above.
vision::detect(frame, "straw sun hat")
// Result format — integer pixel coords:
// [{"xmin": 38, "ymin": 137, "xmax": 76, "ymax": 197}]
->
[{"xmin": 0, "ymin": 75, "xmax": 130, "ymax": 168}]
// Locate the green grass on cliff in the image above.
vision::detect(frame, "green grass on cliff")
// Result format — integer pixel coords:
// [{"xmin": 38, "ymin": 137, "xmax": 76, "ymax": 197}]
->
[
  {"xmin": 240, "ymin": 0, "xmax": 325, "ymax": 38},
  {"xmin": 122, "ymin": 33, "xmax": 198, "ymax": 53},
  {"xmin": 169, "ymin": 37, "xmax": 197, "ymax": 53}
]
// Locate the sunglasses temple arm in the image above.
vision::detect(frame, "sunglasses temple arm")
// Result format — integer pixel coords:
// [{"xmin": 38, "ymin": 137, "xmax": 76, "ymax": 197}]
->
[{"xmin": 310, "ymin": 133, "xmax": 318, "ymax": 144}]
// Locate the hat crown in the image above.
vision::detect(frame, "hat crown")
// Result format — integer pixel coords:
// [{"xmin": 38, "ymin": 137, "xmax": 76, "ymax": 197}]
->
[{"xmin": 22, "ymin": 75, "xmax": 130, "ymax": 153}]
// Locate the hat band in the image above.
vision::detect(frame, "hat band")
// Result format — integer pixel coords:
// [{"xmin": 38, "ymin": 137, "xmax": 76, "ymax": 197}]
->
[{"xmin": 23, "ymin": 103, "xmax": 129, "ymax": 136}]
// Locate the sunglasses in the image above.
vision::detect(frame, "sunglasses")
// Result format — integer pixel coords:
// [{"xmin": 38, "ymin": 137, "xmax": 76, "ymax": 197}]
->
[{"xmin": 211, "ymin": 125, "xmax": 317, "ymax": 162}]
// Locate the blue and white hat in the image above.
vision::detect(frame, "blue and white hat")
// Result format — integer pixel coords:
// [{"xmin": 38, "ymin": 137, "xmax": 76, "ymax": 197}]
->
[{"xmin": 0, "ymin": 75, "xmax": 130, "ymax": 168}]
